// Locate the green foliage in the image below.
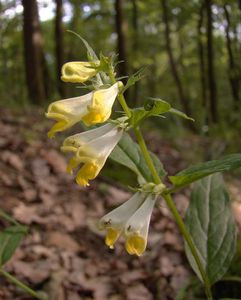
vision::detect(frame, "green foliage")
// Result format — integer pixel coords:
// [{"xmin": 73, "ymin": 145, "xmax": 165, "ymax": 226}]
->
[
  {"xmin": 0, "ymin": 226, "xmax": 27, "ymax": 266},
  {"xmin": 110, "ymin": 132, "xmax": 166, "ymax": 184},
  {"xmin": 169, "ymin": 154, "xmax": 241, "ymax": 188},
  {"xmin": 129, "ymin": 97, "xmax": 194, "ymax": 128},
  {"xmin": 120, "ymin": 68, "xmax": 146, "ymax": 94},
  {"xmin": 184, "ymin": 173, "xmax": 236, "ymax": 285}
]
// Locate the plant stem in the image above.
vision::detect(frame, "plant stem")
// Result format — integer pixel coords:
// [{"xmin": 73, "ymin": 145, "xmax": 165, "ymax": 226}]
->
[
  {"xmin": 109, "ymin": 67, "xmax": 213, "ymax": 299},
  {"xmin": 108, "ymin": 68, "xmax": 162, "ymax": 184},
  {"xmin": 162, "ymin": 194, "xmax": 213, "ymax": 300},
  {"xmin": 134, "ymin": 127, "xmax": 161, "ymax": 184},
  {"xmin": 0, "ymin": 269, "xmax": 46, "ymax": 300}
]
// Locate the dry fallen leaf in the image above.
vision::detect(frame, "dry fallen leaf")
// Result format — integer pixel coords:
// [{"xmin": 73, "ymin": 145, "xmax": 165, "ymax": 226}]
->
[{"xmin": 45, "ymin": 231, "xmax": 81, "ymax": 253}]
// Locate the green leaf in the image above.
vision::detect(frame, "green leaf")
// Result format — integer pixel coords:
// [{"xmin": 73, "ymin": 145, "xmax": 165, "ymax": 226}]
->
[
  {"xmin": 121, "ymin": 68, "xmax": 146, "ymax": 94},
  {"xmin": 185, "ymin": 174, "xmax": 236, "ymax": 285},
  {"xmin": 169, "ymin": 153, "xmax": 241, "ymax": 188},
  {"xmin": 67, "ymin": 30, "xmax": 98, "ymax": 61},
  {"xmin": 0, "ymin": 226, "xmax": 27, "ymax": 266},
  {"xmin": 129, "ymin": 98, "xmax": 170, "ymax": 127},
  {"xmin": 110, "ymin": 133, "xmax": 166, "ymax": 184},
  {"xmin": 129, "ymin": 98, "xmax": 193, "ymax": 127},
  {"xmin": 169, "ymin": 108, "xmax": 194, "ymax": 121}
]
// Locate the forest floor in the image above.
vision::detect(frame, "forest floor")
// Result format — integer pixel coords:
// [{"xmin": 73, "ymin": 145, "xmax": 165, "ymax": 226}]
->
[{"xmin": 0, "ymin": 107, "xmax": 240, "ymax": 300}]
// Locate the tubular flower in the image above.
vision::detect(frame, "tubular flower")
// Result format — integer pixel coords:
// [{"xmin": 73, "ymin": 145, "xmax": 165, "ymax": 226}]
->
[
  {"xmin": 46, "ymin": 82, "xmax": 121, "ymax": 138},
  {"xmin": 99, "ymin": 193, "xmax": 146, "ymax": 249},
  {"xmin": 61, "ymin": 123, "xmax": 123, "ymax": 186},
  {"xmin": 125, "ymin": 194, "xmax": 157, "ymax": 256},
  {"xmin": 61, "ymin": 61, "xmax": 99, "ymax": 83}
]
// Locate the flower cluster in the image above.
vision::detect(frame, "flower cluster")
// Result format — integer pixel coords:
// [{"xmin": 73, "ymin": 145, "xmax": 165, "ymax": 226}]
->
[
  {"xmin": 46, "ymin": 55, "xmax": 159, "ymax": 256},
  {"xmin": 46, "ymin": 61, "xmax": 124, "ymax": 186}
]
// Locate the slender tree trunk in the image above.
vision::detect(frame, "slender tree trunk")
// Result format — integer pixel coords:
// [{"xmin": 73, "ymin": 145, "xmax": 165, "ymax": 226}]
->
[
  {"xmin": 161, "ymin": 0, "xmax": 192, "ymax": 118},
  {"xmin": 223, "ymin": 4, "xmax": 240, "ymax": 104},
  {"xmin": 22, "ymin": 0, "xmax": 46, "ymax": 104},
  {"xmin": 131, "ymin": 0, "xmax": 139, "ymax": 104},
  {"xmin": 238, "ymin": 0, "xmax": 241, "ymax": 13},
  {"xmin": 68, "ymin": 0, "xmax": 81, "ymax": 61},
  {"xmin": 205, "ymin": 0, "xmax": 218, "ymax": 123},
  {"xmin": 197, "ymin": 3, "xmax": 207, "ymax": 109},
  {"xmin": 178, "ymin": 31, "xmax": 185, "ymax": 73},
  {"xmin": 55, "ymin": 0, "xmax": 66, "ymax": 97},
  {"xmin": 114, "ymin": 0, "xmax": 128, "ymax": 78}
]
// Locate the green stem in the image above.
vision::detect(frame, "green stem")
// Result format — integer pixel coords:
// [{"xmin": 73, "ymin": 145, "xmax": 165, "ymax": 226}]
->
[
  {"xmin": 162, "ymin": 194, "xmax": 213, "ymax": 300},
  {"xmin": 134, "ymin": 127, "xmax": 161, "ymax": 184},
  {"xmin": 108, "ymin": 68, "xmax": 161, "ymax": 184},
  {"xmin": 108, "ymin": 67, "xmax": 213, "ymax": 300},
  {"xmin": 0, "ymin": 269, "xmax": 46, "ymax": 300}
]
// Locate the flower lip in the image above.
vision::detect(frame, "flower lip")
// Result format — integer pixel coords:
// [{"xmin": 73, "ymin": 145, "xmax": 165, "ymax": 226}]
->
[{"xmin": 125, "ymin": 234, "xmax": 146, "ymax": 256}]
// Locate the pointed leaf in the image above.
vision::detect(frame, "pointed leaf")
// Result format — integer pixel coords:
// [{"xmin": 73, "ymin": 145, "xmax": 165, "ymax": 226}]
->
[
  {"xmin": 67, "ymin": 30, "xmax": 98, "ymax": 61},
  {"xmin": 110, "ymin": 133, "xmax": 166, "ymax": 184},
  {"xmin": 169, "ymin": 108, "xmax": 194, "ymax": 121},
  {"xmin": 121, "ymin": 68, "xmax": 146, "ymax": 94},
  {"xmin": 0, "ymin": 226, "xmax": 27, "ymax": 266},
  {"xmin": 185, "ymin": 174, "xmax": 236, "ymax": 284},
  {"xmin": 169, "ymin": 154, "xmax": 241, "ymax": 188}
]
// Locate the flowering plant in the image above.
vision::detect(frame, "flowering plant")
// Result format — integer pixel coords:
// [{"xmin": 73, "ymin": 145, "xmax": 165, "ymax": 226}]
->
[{"xmin": 44, "ymin": 37, "xmax": 241, "ymax": 300}]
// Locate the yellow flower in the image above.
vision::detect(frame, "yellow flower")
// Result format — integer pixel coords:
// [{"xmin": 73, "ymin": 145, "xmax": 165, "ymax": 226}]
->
[
  {"xmin": 61, "ymin": 61, "xmax": 99, "ymax": 83},
  {"xmin": 61, "ymin": 123, "xmax": 123, "ymax": 186},
  {"xmin": 125, "ymin": 195, "xmax": 157, "ymax": 256},
  {"xmin": 99, "ymin": 193, "xmax": 146, "ymax": 248},
  {"xmin": 46, "ymin": 82, "xmax": 121, "ymax": 138}
]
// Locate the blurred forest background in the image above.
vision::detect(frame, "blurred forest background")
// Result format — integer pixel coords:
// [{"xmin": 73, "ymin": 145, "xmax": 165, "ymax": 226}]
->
[{"xmin": 0, "ymin": 0, "xmax": 241, "ymax": 144}]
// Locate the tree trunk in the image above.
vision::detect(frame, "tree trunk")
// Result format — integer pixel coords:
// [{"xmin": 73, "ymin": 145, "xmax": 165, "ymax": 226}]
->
[
  {"xmin": 22, "ymin": 0, "xmax": 46, "ymax": 104},
  {"xmin": 68, "ymin": 0, "xmax": 81, "ymax": 61},
  {"xmin": 55, "ymin": 0, "xmax": 66, "ymax": 97},
  {"xmin": 197, "ymin": 2, "xmax": 207, "ymax": 109},
  {"xmin": 131, "ymin": 0, "xmax": 139, "ymax": 105},
  {"xmin": 238, "ymin": 0, "xmax": 241, "ymax": 13},
  {"xmin": 114, "ymin": 0, "xmax": 128, "ymax": 78},
  {"xmin": 205, "ymin": 0, "xmax": 218, "ymax": 123},
  {"xmin": 161, "ymin": 0, "xmax": 192, "ymax": 118},
  {"xmin": 223, "ymin": 4, "xmax": 240, "ymax": 104}
]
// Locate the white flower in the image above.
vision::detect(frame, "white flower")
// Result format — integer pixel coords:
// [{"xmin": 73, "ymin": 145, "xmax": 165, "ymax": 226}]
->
[
  {"xmin": 46, "ymin": 82, "xmax": 121, "ymax": 138},
  {"xmin": 99, "ymin": 192, "xmax": 146, "ymax": 248},
  {"xmin": 61, "ymin": 123, "xmax": 123, "ymax": 186},
  {"xmin": 61, "ymin": 61, "xmax": 99, "ymax": 83},
  {"xmin": 125, "ymin": 194, "xmax": 157, "ymax": 256}
]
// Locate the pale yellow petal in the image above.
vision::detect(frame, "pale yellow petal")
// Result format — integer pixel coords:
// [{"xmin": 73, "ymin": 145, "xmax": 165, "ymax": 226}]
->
[{"xmin": 61, "ymin": 61, "xmax": 99, "ymax": 83}]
